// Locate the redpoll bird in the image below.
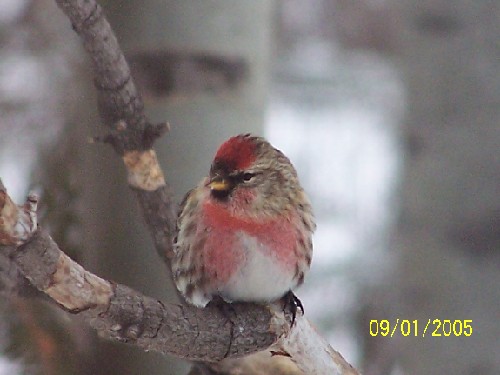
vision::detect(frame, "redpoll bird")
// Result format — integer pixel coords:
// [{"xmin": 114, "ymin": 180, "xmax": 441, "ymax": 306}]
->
[{"xmin": 172, "ymin": 134, "xmax": 315, "ymax": 315}]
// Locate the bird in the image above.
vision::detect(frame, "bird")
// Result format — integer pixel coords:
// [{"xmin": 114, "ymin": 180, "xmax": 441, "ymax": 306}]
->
[{"xmin": 172, "ymin": 134, "xmax": 315, "ymax": 320}]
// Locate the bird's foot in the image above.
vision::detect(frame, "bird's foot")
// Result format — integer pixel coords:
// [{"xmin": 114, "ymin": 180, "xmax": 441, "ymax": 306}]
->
[{"xmin": 283, "ymin": 291, "xmax": 304, "ymax": 327}]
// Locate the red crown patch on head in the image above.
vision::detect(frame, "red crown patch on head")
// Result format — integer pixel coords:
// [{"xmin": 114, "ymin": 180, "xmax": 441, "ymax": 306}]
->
[{"xmin": 214, "ymin": 134, "xmax": 257, "ymax": 171}]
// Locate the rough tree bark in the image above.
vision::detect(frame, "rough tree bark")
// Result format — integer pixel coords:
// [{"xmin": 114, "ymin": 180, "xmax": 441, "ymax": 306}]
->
[{"xmin": 0, "ymin": 0, "xmax": 360, "ymax": 374}]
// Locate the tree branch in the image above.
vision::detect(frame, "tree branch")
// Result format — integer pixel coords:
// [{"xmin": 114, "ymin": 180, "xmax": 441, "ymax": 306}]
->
[
  {"xmin": 2, "ymin": 185, "xmax": 359, "ymax": 374},
  {"xmin": 55, "ymin": 0, "xmax": 158, "ymax": 153},
  {"xmin": 56, "ymin": 0, "xmax": 177, "ymax": 262},
  {"xmin": 0, "ymin": 183, "xmax": 279, "ymax": 362}
]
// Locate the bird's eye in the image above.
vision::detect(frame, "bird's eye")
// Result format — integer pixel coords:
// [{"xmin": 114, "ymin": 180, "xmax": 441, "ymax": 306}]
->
[{"xmin": 242, "ymin": 172, "xmax": 255, "ymax": 182}]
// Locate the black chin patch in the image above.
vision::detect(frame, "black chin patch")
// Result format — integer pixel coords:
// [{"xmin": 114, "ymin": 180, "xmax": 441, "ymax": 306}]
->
[{"xmin": 211, "ymin": 189, "xmax": 231, "ymax": 200}]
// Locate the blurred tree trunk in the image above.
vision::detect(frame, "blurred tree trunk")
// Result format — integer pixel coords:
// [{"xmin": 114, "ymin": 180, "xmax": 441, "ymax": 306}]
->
[
  {"xmin": 104, "ymin": 0, "xmax": 273, "ymax": 201},
  {"xmin": 364, "ymin": 1, "xmax": 499, "ymax": 374}
]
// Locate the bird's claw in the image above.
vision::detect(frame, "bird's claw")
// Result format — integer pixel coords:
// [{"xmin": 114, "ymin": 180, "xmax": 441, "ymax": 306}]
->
[{"xmin": 283, "ymin": 291, "xmax": 304, "ymax": 327}]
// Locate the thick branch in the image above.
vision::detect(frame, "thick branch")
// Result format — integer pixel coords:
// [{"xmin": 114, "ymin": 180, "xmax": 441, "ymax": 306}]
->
[
  {"xmin": 0, "ymin": 184, "xmax": 359, "ymax": 373},
  {"xmin": 0, "ymin": 185, "xmax": 279, "ymax": 361},
  {"xmin": 19, "ymin": 234, "xmax": 276, "ymax": 361}
]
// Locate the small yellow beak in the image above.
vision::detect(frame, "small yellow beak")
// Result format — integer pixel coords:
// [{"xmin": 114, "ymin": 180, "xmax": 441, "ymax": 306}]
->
[{"xmin": 209, "ymin": 177, "xmax": 231, "ymax": 191}]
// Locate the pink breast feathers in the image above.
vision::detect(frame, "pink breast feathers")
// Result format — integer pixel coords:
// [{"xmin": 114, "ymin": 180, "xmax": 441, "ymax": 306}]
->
[{"xmin": 201, "ymin": 201, "xmax": 298, "ymax": 283}]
